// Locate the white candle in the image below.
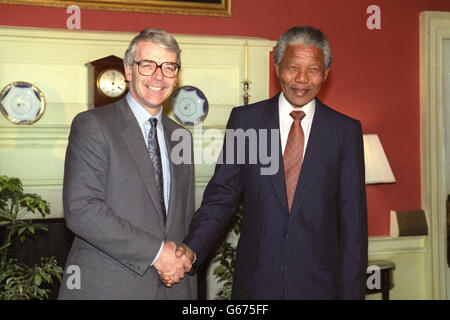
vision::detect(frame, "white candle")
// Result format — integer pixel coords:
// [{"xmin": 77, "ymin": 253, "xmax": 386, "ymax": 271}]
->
[{"xmin": 244, "ymin": 41, "xmax": 248, "ymax": 81}]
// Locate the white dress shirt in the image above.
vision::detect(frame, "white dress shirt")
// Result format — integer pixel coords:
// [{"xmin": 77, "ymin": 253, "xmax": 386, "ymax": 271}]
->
[{"xmin": 278, "ymin": 92, "xmax": 315, "ymax": 157}]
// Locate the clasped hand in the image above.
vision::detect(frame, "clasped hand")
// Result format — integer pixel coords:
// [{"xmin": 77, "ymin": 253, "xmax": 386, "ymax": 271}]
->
[{"xmin": 153, "ymin": 242, "xmax": 194, "ymax": 287}]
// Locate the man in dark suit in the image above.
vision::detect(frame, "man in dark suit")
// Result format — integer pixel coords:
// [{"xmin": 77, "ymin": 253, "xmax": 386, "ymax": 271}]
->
[
  {"xmin": 58, "ymin": 28, "xmax": 196, "ymax": 299},
  {"xmin": 172, "ymin": 26, "xmax": 368, "ymax": 299}
]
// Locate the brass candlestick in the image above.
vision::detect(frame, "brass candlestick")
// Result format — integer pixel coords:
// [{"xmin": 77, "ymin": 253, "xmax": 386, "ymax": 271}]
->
[{"xmin": 243, "ymin": 80, "xmax": 251, "ymax": 106}]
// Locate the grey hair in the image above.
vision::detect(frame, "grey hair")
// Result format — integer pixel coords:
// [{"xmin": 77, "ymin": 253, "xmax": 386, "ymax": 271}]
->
[
  {"xmin": 124, "ymin": 28, "xmax": 181, "ymax": 66},
  {"xmin": 274, "ymin": 26, "xmax": 332, "ymax": 69}
]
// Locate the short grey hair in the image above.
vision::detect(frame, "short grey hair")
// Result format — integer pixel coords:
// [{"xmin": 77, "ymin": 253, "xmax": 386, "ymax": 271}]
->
[
  {"xmin": 124, "ymin": 28, "xmax": 181, "ymax": 66},
  {"xmin": 274, "ymin": 26, "xmax": 332, "ymax": 69}
]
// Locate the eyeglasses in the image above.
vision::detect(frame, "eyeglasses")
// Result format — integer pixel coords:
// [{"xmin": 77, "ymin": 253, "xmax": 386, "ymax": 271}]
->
[{"xmin": 133, "ymin": 60, "xmax": 180, "ymax": 78}]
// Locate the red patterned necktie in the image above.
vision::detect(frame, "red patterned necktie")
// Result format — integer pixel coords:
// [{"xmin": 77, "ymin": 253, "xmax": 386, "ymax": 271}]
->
[{"xmin": 283, "ymin": 110, "xmax": 306, "ymax": 213}]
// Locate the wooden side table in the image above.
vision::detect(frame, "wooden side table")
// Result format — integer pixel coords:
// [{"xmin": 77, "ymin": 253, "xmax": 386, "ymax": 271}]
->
[{"xmin": 366, "ymin": 260, "xmax": 395, "ymax": 300}]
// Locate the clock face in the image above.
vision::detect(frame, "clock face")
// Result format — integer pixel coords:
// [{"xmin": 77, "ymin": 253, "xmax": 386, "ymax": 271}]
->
[{"xmin": 97, "ymin": 68, "xmax": 127, "ymax": 98}]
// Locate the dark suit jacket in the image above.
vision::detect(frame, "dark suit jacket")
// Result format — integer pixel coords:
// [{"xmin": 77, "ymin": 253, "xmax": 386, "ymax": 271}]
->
[
  {"xmin": 58, "ymin": 97, "xmax": 197, "ymax": 299},
  {"xmin": 185, "ymin": 94, "xmax": 368, "ymax": 299}
]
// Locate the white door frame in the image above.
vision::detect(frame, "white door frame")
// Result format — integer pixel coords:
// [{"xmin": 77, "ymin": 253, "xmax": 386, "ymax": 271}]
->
[{"xmin": 420, "ymin": 11, "xmax": 450, "ymax": 300}]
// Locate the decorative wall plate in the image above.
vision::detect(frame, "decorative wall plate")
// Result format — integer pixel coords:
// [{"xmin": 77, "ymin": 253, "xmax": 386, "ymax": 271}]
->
[
  {"xmin": 0, "ymin": 81, "xmax": 46, "ymax": 125},
  {"xmin": 171, "ymin": 85, "xmax": 208, "ymax": 126}
]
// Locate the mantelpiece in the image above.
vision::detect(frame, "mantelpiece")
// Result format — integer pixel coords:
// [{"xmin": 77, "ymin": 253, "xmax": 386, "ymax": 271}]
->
[{"xmin": 0, "ymin": 26, "xmax": 276, "ymax": 218}]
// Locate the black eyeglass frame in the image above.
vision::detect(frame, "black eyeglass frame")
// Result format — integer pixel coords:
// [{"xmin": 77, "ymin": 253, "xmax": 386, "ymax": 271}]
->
[{"xmin": 133, "ymin": 60, "xmax": 180, "ymax": 78}]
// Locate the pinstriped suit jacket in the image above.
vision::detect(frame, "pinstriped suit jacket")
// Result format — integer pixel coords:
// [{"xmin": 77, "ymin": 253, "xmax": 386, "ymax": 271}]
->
[
  {"xmin": 58, "ymin": 98, "xmax": 196, "ymax": 299},
  {"xmin": 186, "ymin": 94, "xmax": 368, "ymax": 299}
]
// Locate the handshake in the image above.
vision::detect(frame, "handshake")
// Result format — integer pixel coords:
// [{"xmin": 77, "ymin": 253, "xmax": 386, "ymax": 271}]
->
[{"xmin": 153, "ymin": 242, "xmax": 195, "ymax": 287}]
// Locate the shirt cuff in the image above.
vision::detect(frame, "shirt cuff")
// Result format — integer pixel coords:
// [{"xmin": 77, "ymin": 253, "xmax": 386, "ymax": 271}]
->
[{"xmin": 150, "ymin": 241, "xmax": 164, "ymax": 266}]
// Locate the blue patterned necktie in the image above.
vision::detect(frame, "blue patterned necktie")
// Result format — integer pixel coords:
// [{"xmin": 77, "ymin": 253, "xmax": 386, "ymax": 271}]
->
[{"xmin": 148, "ymin": 117, "xmax": 166, "ymax": 223}]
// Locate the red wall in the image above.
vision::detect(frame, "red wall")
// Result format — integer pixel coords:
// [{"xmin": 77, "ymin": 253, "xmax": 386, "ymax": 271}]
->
[{"xmin": 2, "ymin": 0, "xmax": 450, "ymax": 236}]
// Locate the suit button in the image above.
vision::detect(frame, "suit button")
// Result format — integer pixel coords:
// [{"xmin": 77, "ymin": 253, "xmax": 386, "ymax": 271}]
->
[
  {"xmin": 281, "ymin": 265, "xmax": 285, "ymax": 272},
  {"xmin": 285, "ymin": 234, "xmax": 290, "ymax": 240}
]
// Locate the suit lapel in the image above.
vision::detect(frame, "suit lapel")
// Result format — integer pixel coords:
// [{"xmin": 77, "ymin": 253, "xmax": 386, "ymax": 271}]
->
[
  {"xmin": 260, "ymin": 94, "xmax": 289, "ymax": 214},
  {"xmin": 117, "ymin": 99, "xmax": 165, "ymax": 230},
  {"xmin": 161, "ymin": 115, "xmax": 185, "ymax": 233},
  {"xmin": 289, "ymin": 98, "xmax": 329, "ymax": 217}
]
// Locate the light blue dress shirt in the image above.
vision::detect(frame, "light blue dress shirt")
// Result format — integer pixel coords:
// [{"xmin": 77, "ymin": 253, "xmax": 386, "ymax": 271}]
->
[
  {"xmin": 126, "ymin": 93, "xmax": 170, "ymax": 265},
  {"xmin": 126, "ymin": 93, "xmax": 171, "ymax": 212}
]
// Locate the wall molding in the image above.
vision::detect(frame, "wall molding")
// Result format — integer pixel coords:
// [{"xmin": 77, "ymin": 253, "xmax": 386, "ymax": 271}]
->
[
  {"xmin": 420, "ymin": 11, "xmax": 450, "ymax": 300},
  {"xmin": 368, "ymin": 236, "xmax": 426, "ymax": 256},
  {"xmin": 0, "ymin": 125, "xmax": 70, "ymax": 146},
  {"xmin": 21, "ymin": 178, "xmax": 63, "ymax": 188}
]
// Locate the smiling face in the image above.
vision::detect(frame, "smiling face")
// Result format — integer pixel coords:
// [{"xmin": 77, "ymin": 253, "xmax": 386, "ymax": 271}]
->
[
  {"xmin": 125, "ymin": 40, "xmax": 178, "ymax": 115},
  {"xmin": 276, "ymin": 44, "xmax": 329, "ymax": 108}
]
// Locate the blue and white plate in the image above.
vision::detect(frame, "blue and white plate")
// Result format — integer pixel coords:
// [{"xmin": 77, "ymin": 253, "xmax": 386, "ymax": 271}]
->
[
  {"xmin": 0, "ymin": 81, "xmax": 46, "ymax": 125},
  {"xmin": 171, "ymin": 86, "xmax": 208, "ymax": 126}
]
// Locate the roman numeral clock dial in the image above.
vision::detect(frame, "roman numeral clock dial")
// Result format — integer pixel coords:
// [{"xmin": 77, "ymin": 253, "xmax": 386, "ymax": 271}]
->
[
  {"xmin": 97, "ymin": 69, "xmax": 127, "ymax": 98},
  {"xmin": 88, "ymin": 55, "xmax": 128, "ymax": 108}
]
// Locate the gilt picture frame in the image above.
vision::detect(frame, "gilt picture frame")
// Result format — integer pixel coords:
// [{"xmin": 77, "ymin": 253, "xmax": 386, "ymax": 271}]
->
[{"xmin": 1, "ymin": 0, "xmax": 232, "ymax": 17}]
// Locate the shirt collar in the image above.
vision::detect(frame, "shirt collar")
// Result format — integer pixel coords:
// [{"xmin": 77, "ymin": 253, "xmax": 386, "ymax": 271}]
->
[
  {"xmin": 279, "ymin": 91, "xmax": 315, "ymax": 119},
  {"xmin": 126, "ymin": 92, "xmax": 163, "ymax": 125}
]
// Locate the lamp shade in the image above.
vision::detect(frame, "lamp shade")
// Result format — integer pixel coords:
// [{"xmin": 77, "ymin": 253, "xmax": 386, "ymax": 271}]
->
[{"xmin": 363, "ymin": 134, "xmax": 396, "ymax": 184}]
